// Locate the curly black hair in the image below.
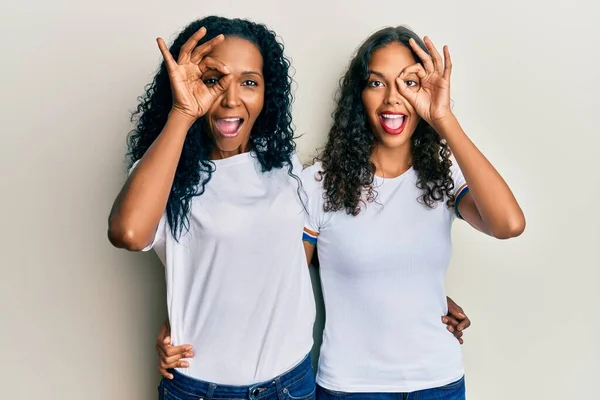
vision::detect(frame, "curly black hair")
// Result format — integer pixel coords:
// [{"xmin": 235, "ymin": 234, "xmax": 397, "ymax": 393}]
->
[
  {"xmin": 127, "ymin": 16, "xmax": 296, "ymax": 239},
  {"xmin": 317, "ymin": 26, "xmax": 456, "ymax": 216}
]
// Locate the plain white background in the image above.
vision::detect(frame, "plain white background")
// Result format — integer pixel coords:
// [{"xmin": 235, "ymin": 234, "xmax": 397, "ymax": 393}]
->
[{"xmin": 1, "ymin": 0, "xmax": 598, "ymax": 399}]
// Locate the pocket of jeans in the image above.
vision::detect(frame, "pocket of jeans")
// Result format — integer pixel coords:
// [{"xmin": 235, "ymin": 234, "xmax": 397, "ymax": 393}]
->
[
  {"xmin": 158, "ymin": 379, "xmax": 189, "ymax": 400},
  {"xmin": 283, "ymin": 370, "xmax": 316, "ymax": 400},
  {"xmin": 162, "ymin": 387, "xmax": 186, "ymax": 400}
]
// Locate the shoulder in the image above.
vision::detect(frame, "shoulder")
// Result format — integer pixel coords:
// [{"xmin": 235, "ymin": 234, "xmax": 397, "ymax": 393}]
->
[
  {"xmin": 449, "ymin": 158, "xmax": 462, "ymax": 177},
  {"xmin": 301, "ymin": 161, "xmax": 323, "ymax": 181},
  {"xmin": 449, "ymin": 158, "xmax": 468, "ymax": 194},
  {"xmin": 301, "ymin": 161, "xmax": 324, "ymax": 190}
]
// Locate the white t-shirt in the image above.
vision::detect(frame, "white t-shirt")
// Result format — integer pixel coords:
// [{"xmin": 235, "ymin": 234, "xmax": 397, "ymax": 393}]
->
[
  {"xmin": 302, "ymin": 162, "xmax": 469, "ymax": 393},
  {"xmin": 133, "ymin": 152, "xmax": 316, "ymax": 385}
]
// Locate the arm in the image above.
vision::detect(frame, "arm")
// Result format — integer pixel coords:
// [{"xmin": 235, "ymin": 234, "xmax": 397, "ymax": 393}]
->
[
  {"xmin": 107, "ymin": 28, "xmax": 231, "ymax": 250},
  {"xmin": 434, "ymin": 116, "xmax": 525, "ymax": 239},
  {"xmin": 398, "ymin": 36, "xmax": 525, "ymax": 239},
  {"xmin": 303, "ymin": 241, "xmax": 318, "ymax": 268},
  {"xmin": 108, "ymin": 113, "xmax": 193, "ymax": 250}
]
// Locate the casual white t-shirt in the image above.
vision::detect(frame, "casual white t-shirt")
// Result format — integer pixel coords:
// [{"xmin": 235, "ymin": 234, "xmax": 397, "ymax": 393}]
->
[
  {"xmin": 132, "ymin": 152, "xmax": 316, "ymax": 385},
  {"xmin": 302, "ymin": 162, "xmax": 469, "ymax": 393}
]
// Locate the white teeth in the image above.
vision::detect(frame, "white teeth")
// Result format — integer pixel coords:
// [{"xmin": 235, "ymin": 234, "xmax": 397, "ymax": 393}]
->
[
  {"xmin": 222, "ymin": 118, "xmax": 242, "ymax": 122},
  {"xmin": 381, "ymin": 114, "xmax": 404, "ymax": 119}
]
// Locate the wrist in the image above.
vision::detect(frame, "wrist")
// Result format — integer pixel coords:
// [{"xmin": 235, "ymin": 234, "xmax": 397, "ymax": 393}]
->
[
  {"xmin": 168, "ymin": 108, "xmax": 198, "ymax": 128},
  {"xmin": 430, "ymin": 113, "xmax": 459, "ymax": 137}
]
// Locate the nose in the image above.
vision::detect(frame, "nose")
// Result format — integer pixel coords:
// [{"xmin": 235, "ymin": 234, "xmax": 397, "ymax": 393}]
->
[
  {"xmin": 221, "ymin": 82, "xmax": 241, "ymax": 108},
  {"xmin": 384, "ymin": 85, "xmax": 402, "ymax": 106}
]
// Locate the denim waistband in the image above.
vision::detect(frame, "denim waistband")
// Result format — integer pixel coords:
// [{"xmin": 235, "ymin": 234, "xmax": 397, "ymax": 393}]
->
[{"xmin": 163, "ymin": 354, "xmax": 313, "ymax": 400}]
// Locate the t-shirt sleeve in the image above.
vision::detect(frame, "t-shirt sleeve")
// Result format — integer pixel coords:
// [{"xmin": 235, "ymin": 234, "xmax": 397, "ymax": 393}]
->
[
  {"xmin": 127, "ymin": 160, "xmax": 168, "ymax": 251},
  {"xmin": 450, "ymin": 160, "xmax": 469, "ymax": 220},
  {"xmin": 300, "ymin": 163, "xmax": 326, "ymax": 245}
]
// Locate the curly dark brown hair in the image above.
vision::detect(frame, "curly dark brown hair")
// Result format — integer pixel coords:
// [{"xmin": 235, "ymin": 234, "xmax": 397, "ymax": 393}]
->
[
  {"xmin": 317, "ymin": 26, "xmax": 456, "ymax": 216},
  {"xmin": 127, "ymin": 16, "xmax": 298, "ymax": 239}
]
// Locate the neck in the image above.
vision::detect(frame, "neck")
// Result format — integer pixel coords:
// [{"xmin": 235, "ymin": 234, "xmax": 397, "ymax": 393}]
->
[
  {"xmin": 209, "ymin": 141, "xmax": 252, "ymax": 160},
  {"xmin": 370, "ymin": 140, "xmax": 412, "ymax": 178}
]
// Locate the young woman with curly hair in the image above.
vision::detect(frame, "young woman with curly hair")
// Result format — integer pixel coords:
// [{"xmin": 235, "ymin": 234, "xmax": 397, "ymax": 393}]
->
[
  {"xmin": 107, "ymin": 16, "xmax": 317, "ymax": 400},
  {"xmin": 300, "ymin": 26, "xmax": 525, "ymax": 399}
]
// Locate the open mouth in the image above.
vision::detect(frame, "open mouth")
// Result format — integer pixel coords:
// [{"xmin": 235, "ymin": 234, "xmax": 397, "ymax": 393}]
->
[
  {"xmin": 214, "ymin": 117, "xmax": 245, "ymax": 138},
  {"xmin": 379, "ymin": 113, "xmax": 407, "ymax": 135}
]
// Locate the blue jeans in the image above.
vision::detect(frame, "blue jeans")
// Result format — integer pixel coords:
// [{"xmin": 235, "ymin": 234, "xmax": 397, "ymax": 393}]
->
[
  {"xmin": 158, "ymin": 354, "xmax": 316, "ymax": 400},
  {"xmin": 315, "ymin": 376, "xmax": 466, "ymax": 400}
]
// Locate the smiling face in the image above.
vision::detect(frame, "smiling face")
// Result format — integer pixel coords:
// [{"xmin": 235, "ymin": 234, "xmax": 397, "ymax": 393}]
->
[
  {"xmin": 361, "ymin": 41, "xmax": 422, "ymax": 152},
  {"xmin": 202, "ymin": 36, "xmax": 265, "ymax": 159}
]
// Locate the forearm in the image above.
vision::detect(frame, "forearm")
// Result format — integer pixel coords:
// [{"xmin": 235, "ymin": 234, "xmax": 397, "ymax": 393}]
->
[
  {"xmin": 108, "ymin": 111, "xmax": 195, "ymax": 250},
  {"xmin": 433, "ymin": 115, "xmax": 525, "ymax": 238}
]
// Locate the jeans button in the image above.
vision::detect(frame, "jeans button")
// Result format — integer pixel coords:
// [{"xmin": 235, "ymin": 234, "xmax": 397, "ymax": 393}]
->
[{"xmin": 252, "ymin": 388, "xmax": 260, "ymax": 397}]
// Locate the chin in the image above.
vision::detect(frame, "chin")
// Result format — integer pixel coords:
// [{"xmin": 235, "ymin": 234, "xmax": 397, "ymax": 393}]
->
[{"xmin": 374, "ymin": 131, "xmax": 412, "ymax": 149}]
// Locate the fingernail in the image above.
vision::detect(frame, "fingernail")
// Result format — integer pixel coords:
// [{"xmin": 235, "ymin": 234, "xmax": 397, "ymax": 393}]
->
[
  {"xmin": 169, "ymin": 375, "xmax": 174, "ymax": 380},
  {"xmin": 458, "ymin": 327, "xmax": 462, "ymax": 332},
  {"xmin": 182, "ymin": 362, "xmax": 189, "ymax": 367},
  {"xmin": 459, "ymin": 313, "xmax": 466, "ymax": 318}
]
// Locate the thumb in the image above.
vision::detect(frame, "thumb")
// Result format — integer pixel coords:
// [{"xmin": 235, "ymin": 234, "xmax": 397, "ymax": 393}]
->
[
  {"xmin": 209, "ymin": 74, "xmax": 234, "ymax": 99},
  {"xmin": 395, "ymin": 77, "xmax": 417, "ymax": 105},
  {"xmin": 163, "ymin": 336, "xmax": 171, "ymax": 345}
]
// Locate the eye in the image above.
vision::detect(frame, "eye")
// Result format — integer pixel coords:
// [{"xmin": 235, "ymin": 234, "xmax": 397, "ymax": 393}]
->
[
  {"xmin": 204, "ymin": 77, "xmax": 219, "ymax": 86},
  {"xmin": 405, "ymin": 80, "xmax": 418, "ymax": 87},
  {"xmin": 242, "ymin": 80, "xmax": 258, "ymax": 87},
  {"xmin": 368, "ymin": 80, "xmax": 384, "ymax": 88}
]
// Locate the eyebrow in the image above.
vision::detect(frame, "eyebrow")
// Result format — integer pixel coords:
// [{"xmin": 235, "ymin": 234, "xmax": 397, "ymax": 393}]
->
[
  {"xmin": 242, "ymin": 71, "xmax": 263, "ymax": 78},
  {"xmin": 367, "ymin": 69, "xmax": 385, "ymax": 79}
]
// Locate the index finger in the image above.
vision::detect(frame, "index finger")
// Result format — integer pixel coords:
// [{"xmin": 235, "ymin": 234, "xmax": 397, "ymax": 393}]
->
[
  {"xmin": 442, "ymin": 315, "xmax": 460, "ymax": 328},
  {"xmin": 157, "ymin": 38, "xmax": 178, "ymax": 73},
  {"xmin": 179, "ymin": 27, "xmax": 207, "ymax": 63},
  {"xmin": 191, "ymin": 34, "xmax": 225, "ymax": 64},
  {"xmin": 199, "ymin": 56, "xmax": 230, "ymax": 76},
  {"xmin": 408, "ymin": 38, "xmax": 434, "ymax": 73},
  {"xmin": 457, "ymin": 317, "xmax": 471, "ymax": 332},
  {"xmin": 164, "ymin": 343, "xmax": 193, "ymax": 357},
  {"xmin": 446, "ymin": 301, "xmax": 466, "ymax": 320}
]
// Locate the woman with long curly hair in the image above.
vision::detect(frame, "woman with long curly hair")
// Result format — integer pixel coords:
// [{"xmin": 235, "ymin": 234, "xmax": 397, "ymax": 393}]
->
[
  {"xmin": 107, "ymin": 16, "xmax": 317, "ymax": 400},
  {"xmin": 300, "ymin": 26, "xmax": 525, "ymax": 399}
]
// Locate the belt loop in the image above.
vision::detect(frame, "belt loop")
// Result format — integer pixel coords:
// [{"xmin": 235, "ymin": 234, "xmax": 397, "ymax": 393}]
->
[
  {"xmin": 205, "ymin": 383, "xmax": 217, "ymax": 400},
  {"xmin": 274, "ymin": 377, "xmax": 286, "ymax": 400}
]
